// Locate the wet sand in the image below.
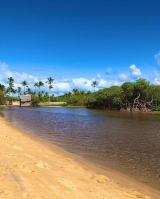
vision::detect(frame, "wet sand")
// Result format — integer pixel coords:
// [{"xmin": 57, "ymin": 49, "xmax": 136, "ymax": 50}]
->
[{"xmin": 0, "ymin": 116, "xmax": 159, "ymax": 199}]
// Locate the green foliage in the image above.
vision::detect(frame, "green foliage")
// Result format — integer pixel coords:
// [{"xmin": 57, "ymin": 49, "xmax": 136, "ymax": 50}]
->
[
  {"xmin": 1, "ymin": 76, "xmax": 160, "ymax": 112},
  {"xmin": 53, "ymin": 91, "xmax": 91, "ymax": 106},
  {"xmin": 0, "ymin": 84, "xmax": 5, "ymax": 92},
  {"xmin": 86, "ymin": 86, "xmax": 123, "ymax": 109},
  {"xmin": 91, "ymin": 80, "xmax": 98, "ymax": 91},
  {"xmin": 6, "ymin": 77, "xmax": 16, "ymax": 96},
  {"xmin": 31, "ymin": 95, "xmax": 40, "ymax": 106},
  {"xmin": 87, "ymin": 79, "xmax": 160, "ymax": 112},
  {"xmin": 0, "ymin": 90, "xmax": 6, "ymax": 105}
]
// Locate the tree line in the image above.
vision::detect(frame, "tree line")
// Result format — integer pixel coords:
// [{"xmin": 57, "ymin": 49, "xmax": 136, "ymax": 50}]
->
[
  {"xmin": 1, "ymin": 77, "xmax": 160, "ymax": 111},
  {"xmin": 0, "ymin": 77, "xmax": 54, "ymax": 105},
  {"xmin": 0, "ymin": 77, "xmax": 96, "ymax": 106},
  {"xmin": 86, "ymin": 78, "xmax": 160, "ymax": 112}
]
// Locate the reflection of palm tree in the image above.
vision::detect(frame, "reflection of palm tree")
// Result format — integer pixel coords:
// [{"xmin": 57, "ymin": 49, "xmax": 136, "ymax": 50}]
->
[
  {"xmin": 21, "ymin": 80, "xmax": 28, "ymax": 94},
  {"xmin": 91, "ymin": 80, "xmax": 98, "ymax": 91}
]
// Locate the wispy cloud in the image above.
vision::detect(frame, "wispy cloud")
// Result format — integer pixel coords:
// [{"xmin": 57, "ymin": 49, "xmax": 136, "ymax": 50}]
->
[
  {"xmin": 118, "ymin": 73, "xmax": 127, "ymax": 81},
  {"xmin": 106, "ymin": 67, "xmax": 117, "ymax": 75},
  {"xmin": 154, "ymin": 52, "xmax": 160, "ymax": 66}
]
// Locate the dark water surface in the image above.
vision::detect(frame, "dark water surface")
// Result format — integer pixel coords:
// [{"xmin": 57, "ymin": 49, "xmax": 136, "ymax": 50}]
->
[{"xmin": 0, "ymin": 107, "xmax": 160, "ymax": 190}]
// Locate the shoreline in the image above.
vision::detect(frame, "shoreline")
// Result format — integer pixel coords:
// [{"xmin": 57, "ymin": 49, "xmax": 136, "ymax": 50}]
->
[{"xmin": 0, "ymin": 116, "xmax": 159, "ymax": 199}]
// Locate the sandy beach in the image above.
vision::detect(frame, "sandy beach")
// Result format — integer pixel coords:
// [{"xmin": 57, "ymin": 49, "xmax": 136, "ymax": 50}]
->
[{"xmin": 0, "ymin": 116, "xmax": 159, "ymax": 199}]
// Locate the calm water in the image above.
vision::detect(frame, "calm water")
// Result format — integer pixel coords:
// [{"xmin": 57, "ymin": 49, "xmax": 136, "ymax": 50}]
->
[{"xmin": 0, "ymin": 107, "xmax": 160, "ymax": 190}]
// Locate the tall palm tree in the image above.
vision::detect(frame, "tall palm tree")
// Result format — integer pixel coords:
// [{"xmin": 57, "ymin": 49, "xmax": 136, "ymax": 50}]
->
[
  {"xmin": 48, "ymin": 85, "xmax": 53, "ymax": 103},
  {"xmin": 37, "ymin": 81, "xmax": 44, "ymax": 92},
  {"xmin": 7, "ymin": 77, "xmax": 16, "ymax": 95},
  {"xmin": 21, "ymin": 80, "xmax": 28, "ymax": 94},
  {"xmin": 26, "ymin": 87, "xmax": 32, "ymax": 94},
  {"xmin": 34, "ymin": 82, "xmax": 39, "ymax": 93},
  {"xmin": 7, "ymin": 77, "xmax": 16, "ymax": 104},
  {"xmin": 91, "ymin": 80, "xmax": 98, "ymax": 91},
  {"xmin": 46, "ymin": 77, "xmax": 54, "ymax": 103},
  {"xmin": 46, "ymin": 77, "xmax": 54, "ymax": 85},
  {"xmin": 17, "ymin": 87, "xmax": 22, "ymax": 96}
]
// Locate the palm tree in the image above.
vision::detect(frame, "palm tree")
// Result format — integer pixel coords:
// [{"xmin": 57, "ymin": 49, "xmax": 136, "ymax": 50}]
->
[
  {"xmin": 17, "ymin": 87, "xmax": 22, "ymax": 96},
  {"xmin": 91, "ymin": 80, "xmax": 98, "ymax": 91},
  {"xmin": 37, "ymin": 81, "xmax": 44, "ymax": 92},
  {"xmin": 26, "ymin": 87, "xmax": 32, "ymax": 94},
  {"xmin": 34, "ymin": 82, "xmax": 39, "ymax": 93},
  {"xmin": 7, "ymin": 77, "xmax": 16, "ymax": 104},
  {"xmin": 7, "ymin": 77, "xmax": 16, "ymax": 95},
  {"xmin": 46, "ymin": 77, "xmax": 54, "ymax": 103},
  {"xmin": 68, "ymin": 92, "xmax": 72, "ymax": 98},
  {"xmin": 46, "ymin": 77, "xmax": 54, "ymax": 85},
  {"xmin": 72, "ymin": 88, "xmax": 79, "ymax": 95},
  {"xmin": 21, "ymin": 80, "xmax": 28, "ymax": 94},
  {"xmin": 48, "ymin": 85, "xmax": 53, "ymax": 103},
  {"xmin": 80, "ymin": 90, "xmax": 85, "ymax": 96}
]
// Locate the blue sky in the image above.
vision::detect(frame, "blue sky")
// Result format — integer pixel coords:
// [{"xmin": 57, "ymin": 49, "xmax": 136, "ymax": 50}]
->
[{"xmin": 0, "ymin": 0, "xmax": 160, "ymax": 95}]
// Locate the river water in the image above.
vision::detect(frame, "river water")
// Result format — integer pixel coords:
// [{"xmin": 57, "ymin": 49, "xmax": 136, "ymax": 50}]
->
[{"xmin": 0, "ymin": 107, "xmax": 160, "ymax": 190}]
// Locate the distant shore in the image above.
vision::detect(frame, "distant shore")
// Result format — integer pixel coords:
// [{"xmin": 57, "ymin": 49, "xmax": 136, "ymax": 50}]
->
[{"xmin": 0, "ymin": 116, "xmax": 159, "ymax": 199}]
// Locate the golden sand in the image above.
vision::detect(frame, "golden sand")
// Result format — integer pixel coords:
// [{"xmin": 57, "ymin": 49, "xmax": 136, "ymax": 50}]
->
[{"xmin": 0, "ymin": 116, "xmax": 159, "ymax": 199}]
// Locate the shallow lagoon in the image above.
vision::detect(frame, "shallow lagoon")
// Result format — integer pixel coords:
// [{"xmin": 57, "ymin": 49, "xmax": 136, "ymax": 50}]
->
[{"xmin": 1, "ymin": 107, "xmax": 160, "ymax": 190}]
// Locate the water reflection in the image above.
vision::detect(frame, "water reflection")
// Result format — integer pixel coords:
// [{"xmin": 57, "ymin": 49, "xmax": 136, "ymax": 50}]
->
[{"xmin": 0, "ymin": 107, "xmax": 160, "ymax": 190}]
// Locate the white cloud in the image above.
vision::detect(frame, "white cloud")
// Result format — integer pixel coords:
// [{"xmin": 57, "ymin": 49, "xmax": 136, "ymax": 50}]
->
[
  {"xmin": 72, "ymin": 77, "xmax": 92, "ymax": 90},
  {"xmin": 153, "ymin": 77, "xmax": 160, "ymax": 85},
  {"xmin": 0, "ymin": 62, "xmax": 130, "ymax": 95},
  {"xmin": 119, "ymin": 73, "xmax": 127, "ymax": 81},
  {"xmin": 0, "ymin": 62, "xmax": 38, "ymax": 84},
  {"xmin": 54, "ymin": 82, "xmax": 71, "ymax": 92},
  {"xmin": 154, "ymin": 52, "xmax": 160, "ymax": 66},
  {"xmin": 129, "ymin": 64, "xmax": 141, "ymax": 77}
]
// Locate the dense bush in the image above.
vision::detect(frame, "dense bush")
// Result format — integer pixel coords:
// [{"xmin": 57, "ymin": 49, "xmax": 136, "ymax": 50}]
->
[{"xmin": 86, "ymin": 79, "xmax": 160, "ymax": 112}]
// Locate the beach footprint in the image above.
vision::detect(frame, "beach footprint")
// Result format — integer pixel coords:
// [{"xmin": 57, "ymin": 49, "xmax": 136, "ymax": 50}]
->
[
  {"xmin": 91, "ymin": 174, "xmax": 110, "ymax": 184},
  {"xmin": 5, "ymin": 152, "xmax": 17, "ymax": 158},
  {"xmin": 56, "ymin": 178, "xmax": 76, "ymax": 190},
  {"xmin": 36, "ymin": 161, "xmax": 52, "ymax": 169},
  {"xmin": 17, "ymin": 163, "xmax": 34, "ymax": 173},
  {"xmin": 124, "ymin": 189, "xmax": 151, "ymax": 199},
  {"xmin": 0, "ymin": 134, "xmax": 7, "ymax": 138}
]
